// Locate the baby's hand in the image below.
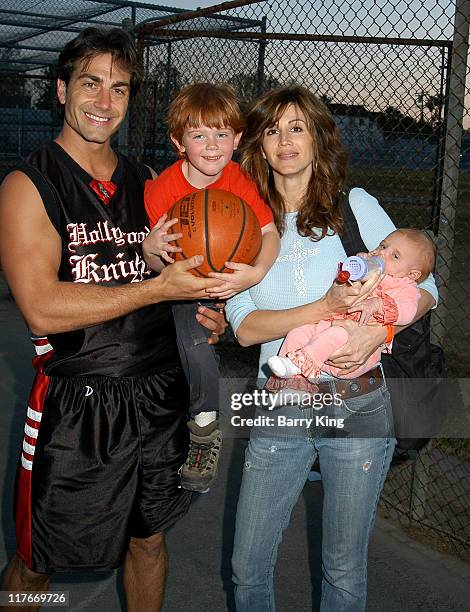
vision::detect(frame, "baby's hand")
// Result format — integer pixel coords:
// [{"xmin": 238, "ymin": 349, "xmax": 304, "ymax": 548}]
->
[
  {"xmin": 145, "ymin": 214, "xmax": 182, "ymax": 264},
  {"xmin": 347, "ymin": 296, "xmax": 383, "ymax": 325},
  {"xmin": 206, "ymin": 261, "xmax": 265, "ymax": 300}
]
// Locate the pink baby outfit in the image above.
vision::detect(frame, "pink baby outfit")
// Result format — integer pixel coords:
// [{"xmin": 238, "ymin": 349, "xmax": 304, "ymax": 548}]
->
[{"xmin": 269, "ymin": 275, "xmax": 420, "ymax": 388}]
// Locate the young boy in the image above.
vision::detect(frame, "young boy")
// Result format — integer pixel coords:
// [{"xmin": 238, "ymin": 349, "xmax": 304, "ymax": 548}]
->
[
  {"xmin": 267, "ymin": 229, "xmax": 437, "ymax": 388},
  {"xmin": 143, "ymin": 82, "xmax": 280, "ymax": 493}
]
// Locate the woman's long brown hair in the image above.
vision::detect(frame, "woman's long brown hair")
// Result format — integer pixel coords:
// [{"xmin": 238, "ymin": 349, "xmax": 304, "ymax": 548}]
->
[{"xmin": 239, "ymin": 86, "xmax": 348, "ymax": 240}]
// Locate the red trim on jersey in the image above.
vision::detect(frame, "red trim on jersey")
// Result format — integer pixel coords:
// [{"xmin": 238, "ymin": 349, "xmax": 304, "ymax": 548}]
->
[
  {"xmin": 31, "ymin": 337, "xmax": 50, "ymax": 347},
  {"xmin": 89, "ymin": 179, "xmax": 117, "ymax": 204},
  {"xmin": 16, "ymin": 354, "xmax": 52, "ymax": 569}
]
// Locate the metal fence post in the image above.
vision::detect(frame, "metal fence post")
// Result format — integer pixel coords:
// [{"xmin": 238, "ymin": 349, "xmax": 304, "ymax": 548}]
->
[
  {"xmin": 432, "ymin": 0, "xmax": 470, "ymax": 343},
  {"xmin": 118, "ymin": 12, "xmax": 136, "ymax": 158},
  {"xmin": 256, "ymin": 16, "xmax": 267, "ymax": 96},
  {"xmin": 410, "ymin": 445, "xmax": 433, "ymax": 523}
]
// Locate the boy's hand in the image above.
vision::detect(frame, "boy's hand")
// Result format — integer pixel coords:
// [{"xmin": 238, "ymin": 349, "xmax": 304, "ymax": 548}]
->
[
  {"xmin": 206, "ymin": 261, "xmax": 265, "ymax": 300},
  {"xmin": 144, "ymin": 214, "xmax": 182, "ymax": 264},
  {"xmin": 347, "ymin": 296, "xmax": 383, "ymax": 325}
]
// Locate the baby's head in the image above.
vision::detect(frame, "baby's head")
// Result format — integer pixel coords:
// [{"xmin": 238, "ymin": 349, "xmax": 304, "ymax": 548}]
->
[
  {"xmin": 370, "ymin": 229, "xmax": 437, "ymax": 281},
  {"xmin": 168, "ymin": 82, "xmax": 245, "ymax": 180}
]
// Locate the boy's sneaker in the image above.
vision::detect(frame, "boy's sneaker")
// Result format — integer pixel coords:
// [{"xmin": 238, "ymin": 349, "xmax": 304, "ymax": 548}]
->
[{"xmin": 180, "ymin": 420, "xmax": 222, "ymax": 493}]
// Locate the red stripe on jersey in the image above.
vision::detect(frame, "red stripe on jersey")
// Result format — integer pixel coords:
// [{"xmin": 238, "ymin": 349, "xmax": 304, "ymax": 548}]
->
[
  {"xmin": 26, "ymin": 418, "xmax": 40, "ymax": 430},
  {"xmin": 26, "ymin": 417, "xmax": 41, "ymax": 429},
  {"xmin": 16, "ymin": 370, "xmax": 51, "ymax": 570}
]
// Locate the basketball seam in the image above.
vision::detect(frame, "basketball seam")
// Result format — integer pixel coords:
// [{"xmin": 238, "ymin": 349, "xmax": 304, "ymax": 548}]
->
[
  {"xmin": 168, "ymin": 202, "xmax": 183, "ymax": 255},
  {"xmin": 226, "ymin": 198, "xmax": 247, "ymax": 265},
  {"xmin": 204, "ymin": 190, "xmax": 219, "ymax": 273},
  {"xmin": 168, "ymin": 200, "xmax": 205, "ymax": 277}
]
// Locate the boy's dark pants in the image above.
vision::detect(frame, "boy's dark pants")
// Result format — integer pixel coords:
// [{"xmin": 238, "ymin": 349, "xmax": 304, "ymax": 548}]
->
[{"xmin": 172, "ymin": 302, "xmax": 221, "ymax": 418}]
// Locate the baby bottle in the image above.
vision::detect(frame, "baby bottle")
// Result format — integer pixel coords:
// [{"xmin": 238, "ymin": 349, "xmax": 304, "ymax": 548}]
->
[{"xmin": 341, "ymin": 255, "xmax": 385, "ymax": 281}]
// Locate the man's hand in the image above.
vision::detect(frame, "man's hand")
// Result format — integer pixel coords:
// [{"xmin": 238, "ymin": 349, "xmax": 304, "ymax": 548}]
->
[
  {"xmin": 326, "ymin": 319, "xmax": 387, "ymax": 374},
  {"xmin": 157, "ymin": 256, "xmax": 222, "ymax": 301},
  {"xmin": 196, "ymin": 302, "xmax": 227, "ymax": 344},
  {"xmin": 321, "ymin": 271, "xmax": 383, "ymax": 316}
]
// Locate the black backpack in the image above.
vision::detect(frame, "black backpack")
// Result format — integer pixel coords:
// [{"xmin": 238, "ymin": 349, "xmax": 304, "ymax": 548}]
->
[{"xmin": 340, "ymin": 192, "xmax": 446, "ymax": 451}]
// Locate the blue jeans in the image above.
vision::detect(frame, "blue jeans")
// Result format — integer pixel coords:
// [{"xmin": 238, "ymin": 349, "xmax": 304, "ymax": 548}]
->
[
  {"xmin": 232, "ymin": 384, "xmax": 395, "ymax": 612},
  {"xmin": 173, "ymin": 301, "xmax": 221, "ymax": 416}
]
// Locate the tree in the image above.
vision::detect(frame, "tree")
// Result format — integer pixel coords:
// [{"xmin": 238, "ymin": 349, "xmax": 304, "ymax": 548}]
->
[
  {"xmin": 425, "ymin": 93, "xmax": 444, "ymax": 129},
  {"xmin": 376, "ymin": 106, "xmax": 422, "ymax": 137},
  {"xmin": 146, "ymin": 61, "xmax": 184, "ymax": 112},
  {"xmin": 0, "ymin": 49, "xmax": 26, "ymax": 102},
  {"xmin": 34, "ymin": 65, "xmax": 56, "ymax": 111},
  {"xmin": 229, "ymin": 72, "xmax": 281, "ymax": 108},
  {"xmin": 416, "ymin": 91, "xmax": 444, "ymax": 130},
  {"xmin": 139, "ymin": 62, "xmax": 184, "ymax": 160}
]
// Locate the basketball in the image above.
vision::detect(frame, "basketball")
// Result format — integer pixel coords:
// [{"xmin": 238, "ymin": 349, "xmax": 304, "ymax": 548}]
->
[{"xmin": 168, "ymin": 189, "xmax": 262, "ymax": 277}]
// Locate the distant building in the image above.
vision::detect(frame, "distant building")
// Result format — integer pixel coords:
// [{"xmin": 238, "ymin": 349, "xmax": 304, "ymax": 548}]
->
[{"xmin": 329, "ymin": 103, "xmax": 383, "ymax": 143}]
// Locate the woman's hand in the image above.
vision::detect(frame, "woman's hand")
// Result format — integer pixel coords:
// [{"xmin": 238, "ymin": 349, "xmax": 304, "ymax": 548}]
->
[
  {"xmin": 326, "ymin": 319, "xmax": 387, "ymax": 374},
  {"xmin": 321, "ymin": 271, "xmax": 383, "ymax": 316}
]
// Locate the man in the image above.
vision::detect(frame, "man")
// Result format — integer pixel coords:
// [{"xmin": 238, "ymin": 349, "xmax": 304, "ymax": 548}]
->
[{"xmin": 0, "ymin": 27, "xmax": 225, "ymax": 612}]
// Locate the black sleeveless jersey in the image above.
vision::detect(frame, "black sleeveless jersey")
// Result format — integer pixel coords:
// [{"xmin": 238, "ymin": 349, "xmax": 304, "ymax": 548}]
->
[{"xmin": 20, "ymin": 142, "xmax": 179, "ymax": 377}]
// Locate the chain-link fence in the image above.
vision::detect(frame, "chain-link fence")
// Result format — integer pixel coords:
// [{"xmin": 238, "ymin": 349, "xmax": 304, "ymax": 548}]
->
[
  {"xmin": 132, "ymin": 0, "xmax": 470, "ymax": 559},
  {"xmin": 134, "ymin": 0, "xmax": 469, "ymax": 374},
  {"xmin": 0, "ymin": 0, "xmax": 195, "ymax": 174},
  {"xmin": 0, "ymin": 0, "xmax": 469, "ymax": 560},
  {"xmin": 0, "ymin": 74, "xmax": 60, "ymax": 162}
]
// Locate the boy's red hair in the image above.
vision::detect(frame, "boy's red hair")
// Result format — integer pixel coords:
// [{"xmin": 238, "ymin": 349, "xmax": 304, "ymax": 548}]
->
[{"xmin": 168, "ymin": 82, "xmax": 245, "ymax": 150}]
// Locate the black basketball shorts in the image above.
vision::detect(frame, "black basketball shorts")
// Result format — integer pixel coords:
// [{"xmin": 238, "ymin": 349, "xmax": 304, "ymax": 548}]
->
[{"xmin": 14, "ymin": 367, "xmax": 191, "ymax": 573}]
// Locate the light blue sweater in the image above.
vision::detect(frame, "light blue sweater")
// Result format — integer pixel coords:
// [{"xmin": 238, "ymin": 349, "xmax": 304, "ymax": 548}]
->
[{"xmin": 226, "ymin": 188, "xmax": 438, "ymax": 380}]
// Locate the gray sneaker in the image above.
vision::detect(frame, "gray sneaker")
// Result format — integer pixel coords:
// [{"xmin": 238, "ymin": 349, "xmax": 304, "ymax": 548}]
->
[{"xmin": 180, "ymin": 420, "xmax": 222, "ymax": 493}]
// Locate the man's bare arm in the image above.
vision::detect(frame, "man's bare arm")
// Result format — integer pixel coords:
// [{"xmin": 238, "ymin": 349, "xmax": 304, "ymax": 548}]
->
[{"xmin": 0, "ymin": 171, "xmax": 220, "ymax": 336}]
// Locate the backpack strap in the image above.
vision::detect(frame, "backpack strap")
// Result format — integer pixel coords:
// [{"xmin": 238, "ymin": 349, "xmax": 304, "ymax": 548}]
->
[
  {"xmin": 135, "ymin": 162, "xmax": 153, "ymax": 186},
  {"xmin": 340, "ymin": 191, "xmax": 367, "ymax": 256},
  {"xmin": 15, "ymin": 161, "xmax": 61, "ymax": 233}
]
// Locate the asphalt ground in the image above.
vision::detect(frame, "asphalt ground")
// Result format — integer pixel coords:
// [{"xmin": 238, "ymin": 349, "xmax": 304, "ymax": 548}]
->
[{"xmin": 1, "ymin": 273, "xmax": 469, "ymax": 611}]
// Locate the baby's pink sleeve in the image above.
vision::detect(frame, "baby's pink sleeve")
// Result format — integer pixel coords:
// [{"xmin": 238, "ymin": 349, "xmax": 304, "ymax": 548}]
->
[{"xmin": 378, "ymin": 277, "xmax": 421, "ymax": 326}]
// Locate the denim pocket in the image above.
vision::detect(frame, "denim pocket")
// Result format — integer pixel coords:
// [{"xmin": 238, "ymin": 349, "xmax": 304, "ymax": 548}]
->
[
  {"xmin": 338, "ymin": 386, "xmax": 390, "ymax": 416},
  {"xmin": 334, "ymin": 386, "xmax": 393, "ymax": 438}
]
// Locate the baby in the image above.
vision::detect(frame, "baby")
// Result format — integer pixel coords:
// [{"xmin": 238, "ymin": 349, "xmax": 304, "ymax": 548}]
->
[{"xmin": 267, "ymin": 229, "xmax": 437, "ymax": 388}]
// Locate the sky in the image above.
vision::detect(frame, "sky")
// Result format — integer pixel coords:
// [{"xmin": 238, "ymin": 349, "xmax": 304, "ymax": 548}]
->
[{"xmin": 134, "ymin": 0, "xmax": 470, "ymax": 128}]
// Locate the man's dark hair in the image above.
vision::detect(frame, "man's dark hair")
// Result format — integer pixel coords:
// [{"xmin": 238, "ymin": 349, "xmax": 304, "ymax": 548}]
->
[{"xmin": 56, "ymin": 27, "xmax": 143, "ymax": 115}]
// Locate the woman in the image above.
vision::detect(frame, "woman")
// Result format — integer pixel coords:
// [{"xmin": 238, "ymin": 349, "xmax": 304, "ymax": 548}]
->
[{"xmin": 224, "ymin": 87, "xmax": 437, "ymax": 611}]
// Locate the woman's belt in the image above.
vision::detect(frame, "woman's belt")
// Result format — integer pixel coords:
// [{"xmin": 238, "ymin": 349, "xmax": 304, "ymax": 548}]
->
[{"xmin": 318, "ymin": 364, "xmax": 384, "ymax": 400}]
